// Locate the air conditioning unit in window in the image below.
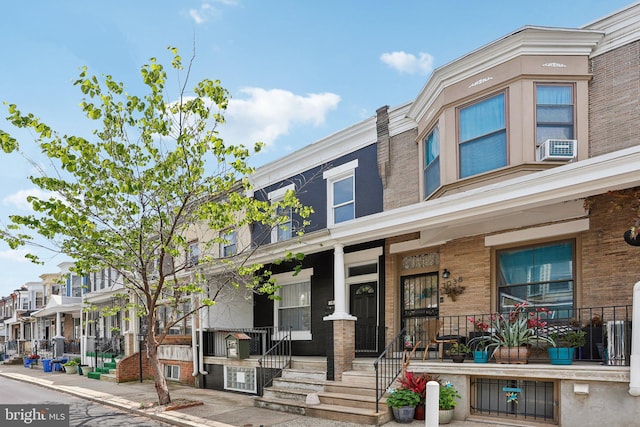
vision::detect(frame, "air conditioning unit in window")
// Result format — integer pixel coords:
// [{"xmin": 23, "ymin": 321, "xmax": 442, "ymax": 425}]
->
[{"xmin": 537, "ymin": 139, "xmax": 577, "ymax": 161}]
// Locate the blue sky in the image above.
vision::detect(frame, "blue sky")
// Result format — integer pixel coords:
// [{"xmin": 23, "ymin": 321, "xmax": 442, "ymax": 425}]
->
[{"xmin": 0, "ymin": 0, "xmax": 635, "ymax": 296}]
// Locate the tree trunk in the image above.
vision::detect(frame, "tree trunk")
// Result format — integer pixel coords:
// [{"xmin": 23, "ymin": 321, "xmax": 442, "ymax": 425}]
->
[{"xmin": 147, "ymin": 341, "xmax": 171, "ymax": 405}]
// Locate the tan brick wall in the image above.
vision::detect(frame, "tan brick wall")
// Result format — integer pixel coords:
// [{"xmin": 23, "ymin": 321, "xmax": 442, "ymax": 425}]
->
[
  {"xmin": 382, "ymin": 190, "xmax": 638, "ymax": 344},
  {"xmin": 581, "ymin": 189, "xmax": 638, "ymax": 307},
  {"xmin": 384, "ymin": 129, "xmax": 420, "ymax": 210},
  {"xmin": 332, "ymin": 319, "xmax": 355, "ymax": 381},
  {"xmin": 589, "ymin": 40, "xmax": 640, "ymax": 157}
]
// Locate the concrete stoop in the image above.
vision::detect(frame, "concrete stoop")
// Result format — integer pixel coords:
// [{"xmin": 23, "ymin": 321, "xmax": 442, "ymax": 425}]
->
[{"xmin": 254, "ymin": 361, "xmax": 391, "ymax": 426}]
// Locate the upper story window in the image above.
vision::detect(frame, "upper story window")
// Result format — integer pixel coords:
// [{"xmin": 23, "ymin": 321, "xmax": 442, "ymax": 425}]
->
[
  {"xmin": 221, "ymin": 230, "xmax": 237, "ymax": 257},
  {"xmin": 268, "ymin": 184, "xmax": 295, "ymax": 243},
  {"xmin": 535, "ymin": 84, "xmax": 574, "ymax": 145},
  {"xmin": 459, "ymin": 92, "xmax": 507, "ymax": 178},
  {"xmin": 423, "ymin": 126, "xmax": 440, "ymax": 198},
  {"xmin": 187, "ymin": 241, "xmax": 199, "ymax": 267},
  {"xmin": 323, "ymin": 159, "xmax": 358, "ymax": 226}
]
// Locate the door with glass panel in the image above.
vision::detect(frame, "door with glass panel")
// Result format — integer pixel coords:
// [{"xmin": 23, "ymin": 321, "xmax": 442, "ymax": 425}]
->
[{"xmin": 401, "ymin": 273, "xmax": 439, "ymax": 349}]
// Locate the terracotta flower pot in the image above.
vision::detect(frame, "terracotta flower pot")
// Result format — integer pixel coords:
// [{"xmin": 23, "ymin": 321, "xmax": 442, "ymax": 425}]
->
[{"xmin": 494, "ymin": 347, "xmax": 529, "ymax": 364}]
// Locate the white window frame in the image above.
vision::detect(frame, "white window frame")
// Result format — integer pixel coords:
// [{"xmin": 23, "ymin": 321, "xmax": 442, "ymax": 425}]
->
[
  {"xmin": 187, "ymin": 241, "xmax": 199, "ymax": 267},
  {"xmin": 323, "ymin": 159, "xmax": 358, "ymax": 226},
  {"xmin": 268, "ymin": 184, "xmax": 295, "ymax": 243},
  {"xmin": 220, "ymin": 230, "xmax": 237, "ymax": 257},
  {"xmin": 272, "ymin": 268, "xmax": 313, "ymax": 341},
  {"xmin": 165, "ymin": 364, "xmax": 180, "ymax": 381}
]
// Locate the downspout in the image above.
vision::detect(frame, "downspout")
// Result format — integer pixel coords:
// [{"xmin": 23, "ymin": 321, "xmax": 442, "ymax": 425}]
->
[
  {"xmin": 191, "ymin": 293, "xmax": 199, "ymax": 377},
  {"xmin": 199, "ymin": 300, "xmax": 208, "ymax": 375},
  {"xmin": 629, "ymin": 281, "xmax": 640, "ymax": 396}
]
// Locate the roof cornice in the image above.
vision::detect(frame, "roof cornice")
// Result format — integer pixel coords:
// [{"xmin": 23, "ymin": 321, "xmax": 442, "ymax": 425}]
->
[
  {"xmin": 583, "ymin": 2, "xmax": 640, "ymax": 57},
  {"xmin": 407, "ymin": 27, "xmax": 604, "ymax": 124},
  {"xmin": 249, "ymin": 117, "xmax": 376, "ymax": 191}
]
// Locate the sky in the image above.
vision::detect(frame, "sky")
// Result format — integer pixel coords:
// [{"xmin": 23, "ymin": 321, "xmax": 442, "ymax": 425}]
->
[{"xmin": 0, "ymin": 0, "xmax": 635, "ymax": 296}]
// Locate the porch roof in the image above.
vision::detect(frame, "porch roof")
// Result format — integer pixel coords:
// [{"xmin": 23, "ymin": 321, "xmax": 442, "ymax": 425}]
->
[{"xmin": 32, "ymin": 295, "xmax": 82, "ymax": 318}]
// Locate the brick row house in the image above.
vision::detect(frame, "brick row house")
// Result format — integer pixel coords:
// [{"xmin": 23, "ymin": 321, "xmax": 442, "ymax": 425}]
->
[{"xmin": 238, "ymin": 4, "xmax": 640, "ymax": 426}]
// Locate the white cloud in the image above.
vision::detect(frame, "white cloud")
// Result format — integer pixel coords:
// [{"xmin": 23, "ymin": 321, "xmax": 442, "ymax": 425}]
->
[
  {"xmin": 380, "ymin": 51, "xmax": 434, "ymax": 75},
  {"xmin": 0, "ymin": 248, "xmax": 31, "ymax": 263},
  {"xmin": 2, "ymin": 188, "xmax": 58, "ymax": 211},
  {"xmin": 222, "ymin": 87, "xmax": 341, "ymax": 147},
  {"xmin": 188, "ymin": 0, "xmax": 239, "ymax": 24}
]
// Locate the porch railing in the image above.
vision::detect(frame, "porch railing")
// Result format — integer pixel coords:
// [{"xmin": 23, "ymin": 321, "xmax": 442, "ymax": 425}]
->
[
  {"xmin": 405, "ymin": 304, "xmax": 631, "ymax": 364},
  {"xmin": 373, "ymin": 328, "xmax": 406, "ymax": 413},
  {"xmin": 257, "ymin": 328, "xmax": 292, "ymax": 396}
]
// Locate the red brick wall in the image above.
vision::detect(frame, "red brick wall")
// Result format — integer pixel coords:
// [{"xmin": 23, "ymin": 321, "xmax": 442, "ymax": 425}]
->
[{"xmin": 115, "ymin": 351, "xmax": 196, "ymax": 386}]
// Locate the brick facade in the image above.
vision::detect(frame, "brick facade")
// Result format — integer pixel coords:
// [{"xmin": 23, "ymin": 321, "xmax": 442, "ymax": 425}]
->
[
  {"xmin": 331, "ymin": 319, "xmax": 355, "ymax": 381},
  {"xmin": 589, "ymin": 40, "xmax": 640, "ymax": 157},
  {"xmin": 116, "ymin": 349, "xmax": 196, "ymax": 386},
  {"xmin": 383, "ymin": 128, "xmax": 420, "ymax": 210}
]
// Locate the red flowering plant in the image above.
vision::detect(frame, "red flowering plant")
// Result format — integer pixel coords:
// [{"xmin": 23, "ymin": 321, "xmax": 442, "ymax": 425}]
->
[
  {"xmin": 27, "ymin": 354, "xmax": 40, "ymax": 359},
  {"xmin": 396, "ymin": 372, "xmax": 439, "ymax": 405},
  {"xmin": 467, "ymin": 317, "xmax": 489, "ymax": 332},
  {"xmin": 468, "ymin": 301, "xmax": 555, "ymax": 356}
]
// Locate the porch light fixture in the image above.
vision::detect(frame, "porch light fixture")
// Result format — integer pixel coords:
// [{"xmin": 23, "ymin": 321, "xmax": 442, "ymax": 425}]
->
[{"xmin": 442, "ymin": 269, "xmax": 451, "ymax": 279}]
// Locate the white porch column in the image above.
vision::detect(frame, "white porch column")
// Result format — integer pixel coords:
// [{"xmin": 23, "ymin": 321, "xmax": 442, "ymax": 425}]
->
[
  {"xmin": 55, "ymin": 311, "xmax": 62, "ymax": 337},
  {"xmin": 323, "ymin": 244, "xmax": 356, "ymax": 321}
]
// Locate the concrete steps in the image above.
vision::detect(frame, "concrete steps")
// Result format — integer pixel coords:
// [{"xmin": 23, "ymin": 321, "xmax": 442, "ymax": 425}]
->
[{"xmin": 255, "ymin": 359, "xmax": 391, "ymax": 425}]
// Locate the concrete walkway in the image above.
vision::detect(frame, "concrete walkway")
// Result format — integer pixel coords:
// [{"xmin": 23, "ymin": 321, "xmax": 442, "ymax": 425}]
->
[{"xmin": 0, "ymin": 362, "xmax": 510, "ymax": 427}]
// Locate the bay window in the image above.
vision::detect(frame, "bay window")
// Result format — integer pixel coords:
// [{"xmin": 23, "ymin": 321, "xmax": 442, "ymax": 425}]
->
[
  {"xmin": 423, "ymin": 126, "xmax": 440, "ymax": 198},
  {"xmin": 459, "ymin": 93, "xmax": 507, "ymax": 178},
  {"xmin": 535, "ymin": 84, "xmax": 574, "ymax": 145}
]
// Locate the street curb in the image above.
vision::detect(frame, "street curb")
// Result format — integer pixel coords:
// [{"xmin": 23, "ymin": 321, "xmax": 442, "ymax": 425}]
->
[{"xmin": 0, "ymin": 371, "xmax": 234, "ymax": 427}]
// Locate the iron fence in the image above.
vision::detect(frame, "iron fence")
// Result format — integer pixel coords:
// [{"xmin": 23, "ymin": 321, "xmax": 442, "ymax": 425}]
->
[{"xmin": 203, "ymin": 327, "xmax": 275, "ymax": 357}]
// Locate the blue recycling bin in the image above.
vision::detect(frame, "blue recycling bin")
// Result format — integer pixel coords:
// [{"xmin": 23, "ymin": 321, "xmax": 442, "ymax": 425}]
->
[{"xmin": 42, "ymin": 359, "xmax": 52, "ymax": 373}]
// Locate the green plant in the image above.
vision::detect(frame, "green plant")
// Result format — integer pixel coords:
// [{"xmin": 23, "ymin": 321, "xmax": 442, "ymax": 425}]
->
[
  {"xmin": 397, "ymin": 372, "xmax": 439, "ymax": 404},
  {"xmin": 468, "ymin": 301, "xmax": 555, "ymax": 355},
  {"xmin": 386, "ymin": 388, "xmax": 421, "ymax": 409},
  {"xmin": 63, "ymin": 359, "xmax": 79, "ymax": 366},
  {"xmin": 446, "ymin": 343, "xmax": 470, "ymax": 356},
  {"xmin": 439, "ymin": 382, "xmax": 461, "ymax": 410},
  {"xmin": 550, "ymin": 329, "xmax": 586, "ymax": 348}
]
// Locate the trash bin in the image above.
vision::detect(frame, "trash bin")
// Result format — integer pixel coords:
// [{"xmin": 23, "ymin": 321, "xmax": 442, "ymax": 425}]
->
[
  {"xmin": 606, "ymin": 320, "xmax": 631, "ymax": 366},
  {"xmin": 225, "ymin": 333, "xmax": 251, "ymax": 359},
  {"xmin": 42, "ymin": 359, "xmax": 53, "ymax": 373}
]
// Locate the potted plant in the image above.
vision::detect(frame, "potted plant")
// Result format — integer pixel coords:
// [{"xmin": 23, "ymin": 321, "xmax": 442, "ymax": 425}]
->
[
  {"xmin": 397, "ymin": 372, "xmax": 439, "ymax": 420},
  {"xmin": 549, "ymin": 329, "xmax": 586, "ymax": 365},
  {"xmin": 386, "ymin": 388, "xmax": 421, "ymax": 423},
  {"xmin": 439, "ymin": 381, "xmax": 461, "ymax": 424},
  {"xmin": 468, "ymin": 301, "xmax": 555, "ymax": 364},
  {"xmin": 446, "ymin": 343, "xmax": 470, "ymax": 363},
  {"xmin": 63, "ymin": 358, "xmax": 80, "ymax": 374},
  {"xmin": 23, "ymin": 354, "xmax": 40, "ymax": 368}
]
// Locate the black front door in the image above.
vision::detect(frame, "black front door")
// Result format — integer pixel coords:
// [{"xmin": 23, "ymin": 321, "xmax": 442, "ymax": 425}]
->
[{"xmin": 350, "ymin": 282, "xmax": 378, "ymax": 354}]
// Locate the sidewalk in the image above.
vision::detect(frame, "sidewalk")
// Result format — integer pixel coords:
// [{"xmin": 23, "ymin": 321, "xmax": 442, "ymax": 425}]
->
[{"xmin": 0, "ymin": 362, "xmax": 506, "ymax": 427}]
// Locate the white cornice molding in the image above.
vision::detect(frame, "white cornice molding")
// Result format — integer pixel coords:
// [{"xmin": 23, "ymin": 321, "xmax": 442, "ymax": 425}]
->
[
  {"xmin": 249, "ymin": 117, "xmax": 376, "ymax": 190},
  {"xmin": 407, "ymin": 27, "xmax": 604, "ymax": 124},
  {"xmin": 329, "ymin": 145, "xmax": 640, "ymax": 246},
  {"xmin": 582, "ymin": 2, "xmax": 640, "ymax": 57},
  {"xmin": 387, "ymin": 102, "xmax": 416, "ymax": 138}
]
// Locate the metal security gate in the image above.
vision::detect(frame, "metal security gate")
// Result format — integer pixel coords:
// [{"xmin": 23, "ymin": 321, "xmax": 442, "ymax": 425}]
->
[{"xmin": 401, "ymin": 273, "xmax": 439, "ymax": 347}]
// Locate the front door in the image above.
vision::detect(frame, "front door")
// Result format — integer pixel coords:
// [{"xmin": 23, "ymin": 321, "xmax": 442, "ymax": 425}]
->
[
  {"xmin": 401, "ymin": 273, "xmax": 439, "ymax": 348},
  {"xmin": 350, "ymin": 282, "xmax": 378, "ymax": 355}
]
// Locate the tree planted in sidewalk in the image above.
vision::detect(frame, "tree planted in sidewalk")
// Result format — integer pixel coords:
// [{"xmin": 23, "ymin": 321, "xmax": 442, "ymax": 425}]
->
[{"xmin": 0, "ymin": 47, "xmax": 311, "ymax": 405}]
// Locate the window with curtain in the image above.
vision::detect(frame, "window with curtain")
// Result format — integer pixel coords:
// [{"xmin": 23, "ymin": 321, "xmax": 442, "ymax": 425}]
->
[
  {"xmin": 497, "ymin": 240, "xmax": 574, "ymax": 318},
  {"xmin": 221, "ymin": 230, "xmax": 237, "ymax": 257},
  {"xmin": 277, "ymin": 280, "xmax": 311, "ymax": 334},
  {"xmin": 423, "ymin": 126, "xmax": 440, "ymax": 198},
  {"xmin": 274, "ymin": 205, "xmax": 292, "ymax": 242},
  {"xmin": 459, "ymin": 93, "xmax": 507, "ymax": 178},
  {"xmin": 536, "ymin": 84, "xmax": 574, "ymax": 145}
]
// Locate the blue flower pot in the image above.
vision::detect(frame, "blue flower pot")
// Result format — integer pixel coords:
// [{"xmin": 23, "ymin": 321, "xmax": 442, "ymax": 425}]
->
[
  {"xmin": 473, "ymin": 350, "xmax": 489, "ymax": 363},
  {"xmin": 548, "ymin": 347, "xmax": 575, "ymax": 365}
]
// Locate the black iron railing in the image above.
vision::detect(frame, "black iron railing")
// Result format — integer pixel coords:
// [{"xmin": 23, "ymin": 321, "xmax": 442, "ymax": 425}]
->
[
  {"xmin": 404, "ymin": 304, "xmax": 632, "ymax": 364},
  {"xmin": 373, "ymin": 328, "xmax": 406, "ymax": 413},
  {"xmin": 257, "ymin": 328, "xmax": 292, "ymax": 396}
]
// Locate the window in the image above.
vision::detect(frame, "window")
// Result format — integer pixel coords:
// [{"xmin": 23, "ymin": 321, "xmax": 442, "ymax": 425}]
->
[
  {"xmin": 165, "ymin": 364, "xmax": 180, "ymax": 381},
  {"xmin": 155, "ymin": 303, "xmax": 192, "ymax": 335},
  {"xmin": 459, "ymin": 93, "xmax": 507, "ymax": 178},
  {"xmin": 323, "ymin": 159, "xmax": 358, "ymax": 226},
  {"xmin": 220, "ymin": 230, "xmax": 236, "ymax": 257},
  {"xmin": 423, "ymin": 126, "xmax": 440, "ymax": 198},
  {"xmin": 497, "ymin": 240, "xmax": 574, "ymax": 318},
  {"xmin": 187, "ymin": 241, "xmax": 199, "ymax": 267},
  {"xmin": 535, "ymin": 84, "xmax": 574, "ymax": 145},
  {"xmin": 273, "ymin": 268, "xmax": 312, "ymax": 340},
  {"xmin": 224, "ymin": 366, "xmax": 257, "ymax": 393},
  {"xmin": 268, "ymin": 184, "xmax": 295, "ymax": 243}
]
